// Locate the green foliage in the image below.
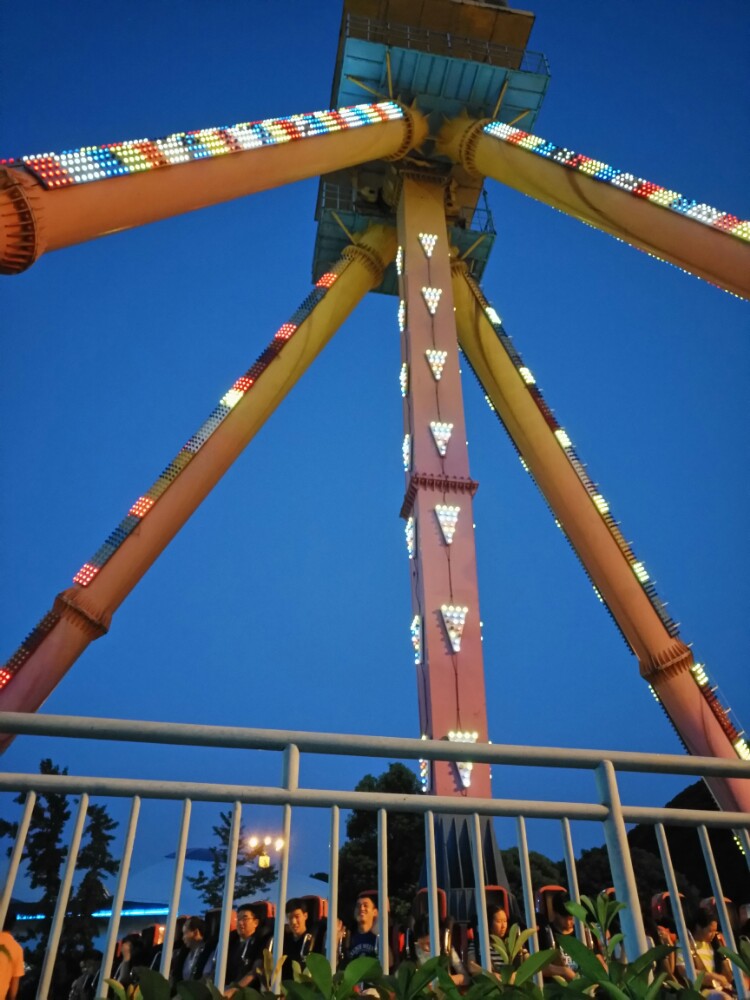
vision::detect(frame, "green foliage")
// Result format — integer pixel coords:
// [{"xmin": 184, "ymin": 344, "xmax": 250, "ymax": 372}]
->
[
  {"xmin": 0, "ymin": 759, "xmax": 71, "ymax": 960},
  {"xmin": 381, "ymin": 955, "xmax": 445, "ymax": 1000},
  {"xmin": 186, "ymin": 809, "xmax": 278, "ymax": 909},
  {"xmin": 283, "ymin": 952, "xmax": 384, "ymax": 1000},
  {"xmin": 718, "ymin": 937, "xmax": 750, "ymax": 980},
  {"xmin": 338, "ymin": 763, "xmax": 423, "ymax": 925},
  {"xmin": 66, "ymin": 802, "xmax": 120, "ymax": 951},
  {"xmin": 500, "ymin": 848, "xmax": 565, "ymax": 902},
  {"xmin": 545, "ymin": 895, "xmax": 677, "ymax": 1000}
]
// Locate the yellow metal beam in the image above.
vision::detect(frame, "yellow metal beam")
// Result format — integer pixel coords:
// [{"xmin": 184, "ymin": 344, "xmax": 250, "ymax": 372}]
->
[
  {"xmin": 451, "ymin": 262, "xmax": 749, "ymax": 812},
  {"xmin": 0, "ymin": 225, "xmax": 396, "ymax": 729},
  {"xmin": 439, "ymin": 114, "xmax": 750, "ymax": 300},
  {"xmin": 0, "ymin": 108, "xmax": 424, "ymax": 272}
]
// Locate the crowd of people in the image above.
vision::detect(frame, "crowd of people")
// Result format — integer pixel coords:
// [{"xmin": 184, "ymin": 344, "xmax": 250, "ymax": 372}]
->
[{"xmin": 1, "ymin": 885, "xmax": 749, "ymax": 999}]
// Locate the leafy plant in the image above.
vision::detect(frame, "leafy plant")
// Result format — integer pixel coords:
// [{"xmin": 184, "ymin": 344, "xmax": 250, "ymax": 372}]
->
[
  {"xmin": 717, "ymin": 936, "xmax": 749, "ymax": 993},
  {"xmin": 283, "ymin": 952, "xmax": 383, "ymax": 1000},
  {"xmin": 544, "ymin": 895, "xmax": 677, "ymax": 1000}
]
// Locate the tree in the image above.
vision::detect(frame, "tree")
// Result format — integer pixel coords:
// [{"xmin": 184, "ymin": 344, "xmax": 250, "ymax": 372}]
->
[
  {"xmin": 628, "ymin": 780, "xmax": 750, "ymax": 901},
  {"xmin": 0, "ymin": 759, "xmax": 71, "ymax": 956},
  {"xmin": 187, "ymin": 810, "xmax": 278, "ymax": 909},
  {"xmin": 500, "ymin": 847, "xmax": 565, "ymax": 902},
  {"xmin": 65, "ymin": 803, "xmax": 119, "ymax": 952},
  {"xmin": 338, "ymin": 763, "xmax": 424, "ymax": 926}
]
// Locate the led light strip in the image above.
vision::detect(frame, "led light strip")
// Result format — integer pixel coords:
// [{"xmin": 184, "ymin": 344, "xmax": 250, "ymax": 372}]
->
[
  {"xmin": 483, "ymin": 120, "xmax": 750, "ymax": 244},
  {"xmin": 64, "ymin": 266, "xmax": 349, "ymax": 593},
  {"xmin": 466, "ymin": 271, "xmax": 678, "ymax": 637},
  {"xmin": 3, "ymin": 101, "xmax": 405, "ymax": 190},
  {"xmin": 461, "ymin": 271, "xmax": 747, "ymax": 758}
]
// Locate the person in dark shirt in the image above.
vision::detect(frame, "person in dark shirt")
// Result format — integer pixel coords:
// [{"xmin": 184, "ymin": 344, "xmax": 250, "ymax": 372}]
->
[
  {"xmin": 224, "ymin": 905, "xmax": 272, "ymax": 998},
  {"xmin": 68, "ymin": 949, "xmax": 102, "ymax": 1000},
  {"xmin": 345, "ymin": 894, "xmax": 379, "ymax": 964},
  {"xmin": 171, "ymin": 916, "xmax": 210, "ymax": 985},
  {"xmin": 281, "ymin": 898, "xmax": 314, "ymax": 979}
]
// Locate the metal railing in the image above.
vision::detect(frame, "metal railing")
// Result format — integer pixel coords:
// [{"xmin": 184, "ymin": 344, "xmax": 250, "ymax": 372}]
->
[
  {"xmin": 345, "ymin": 14, "xmax": 550, "ymax": 76},
  {"xmin": 0, "ymin": 711, "xmax": 748, "ymax": 999},
  {"xmin": 318, "ymin": 182, "xmax": 496, "ymax": 235}
]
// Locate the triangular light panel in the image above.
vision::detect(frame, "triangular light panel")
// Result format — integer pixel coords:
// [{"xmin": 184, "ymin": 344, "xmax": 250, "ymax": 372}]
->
[
  {"xmin": 421, "ymin": 286, "xmax": 442, "ymax": 315},
  {"xmin": 441, "ymin": 604, "xmax": 468, "ymax": 652},
  {"xmin": 430, "ymin": 421, "xmax": 453, "ymax": 456},
  {"xmin": 418, "ymin": 232, "xmax": 438, "ymax": 258},
  {"xmin": 435, "ymin": 504, "xmax": 460, "ymax": 544},
  {"xmin": 448, "ymin": 730, "xmax": 478, "ymax": 788},
  {"xmin": 425, "ymin": 349, "xmax": 448, "ymax": 381}
]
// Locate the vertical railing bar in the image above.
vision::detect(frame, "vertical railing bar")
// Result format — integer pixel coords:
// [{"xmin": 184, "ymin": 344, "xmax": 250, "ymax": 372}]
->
[
  {"xmin": 560, "ymin": 818, "xmax": 585, "ymax": 943},
  {"xmin": 215, "ymin": 801, "xmax": 242, "ymax": 993},
  {"xmin": 734, "ymin": 826, "xmax": 750, "ymax": 866},
  {"xmin": 96, "ymin": 795, "xmax": 141, "ymax": 997},
  {"xmin": 654, "ymin": 823, "xmax": 694, "ymax": 982},
  {"xmin": 697, "ymin": 825, "xmax": 744, "ymax": 998},
  {"xmin": 594, "ymin": 761, "xmax": 648, "ymax": 960},
  {"xmin": 424, "ymin": 811, "xmax": 440, "ymax": 957},
  {"xmin": 377, "ymin": 808, "xmax": 389, "ymax": 972},
  {"xmin": 97, "ymin": 796, "xmax": 141, "ymax": 999},
  {"xmin": 327, "ymin": 805, "xmax": 340, "ymax": 970},
  {"xmin": 273, "ymin": 743, "xmax": 299, "ymax": 993},
  {"xmin": 469, "ymin": 813, "xmax": 490, "ymax": 972},
  {"xmin": 516, "ymin": 816, "xmax": 542, "ymax": 988},
  {"xmin": 38, "ymin": 793, "xmax": 89, "ymax": 1000},
  {"xmin": 0, "ymin": 791, "xmax": 36, "ymax": 928},
  {"xmin": 160, "ymin": 798, "xmax": 192, "ymax": 976}
]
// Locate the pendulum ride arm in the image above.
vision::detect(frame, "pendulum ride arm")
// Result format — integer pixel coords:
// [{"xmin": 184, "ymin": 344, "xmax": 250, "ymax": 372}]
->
[
  {"xmin": 0, "ymin": 224, "xmax": 396, "ymax": 742},
  {"xmin": 452, "ymin": 263, "xmax": 750, "ymax": 813},
  {"xmin": 439, "ymin": 114, "xmax": 750, "ymax": 300},
  {"xmin": 0, "ymin": 102, "xmax": 425, "ymax": 273}
]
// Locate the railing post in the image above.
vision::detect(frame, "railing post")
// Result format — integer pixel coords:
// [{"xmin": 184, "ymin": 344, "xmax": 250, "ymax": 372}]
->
[
  {"xmin": 469, "ymin": 812, "xmax": 491, "ymax": 971},
  {"xmin": 654, "ymin": 823, "xmax": 694, "ymax": 979},
  {"xmin": 560, "ymin": 817, "xmax": 586, "ymax": 943},
  {"xmin": 327, "ymin": 805, "xmax": 340, "ymax": 970},
  {"xmin": 377, "ymin": 808, "xmax": 389, "ymax": 972},
  {"xmin": 215, "ymin": 801, "xmax": 242, "ymax": 993},
  {"xmin": 516, "ymin": 815, "xmax": 542, "ymax": 988},
  {"xmin": 160, "ymin": 798, "xmax": 192, "ymax": 976},
  {"xmin": 0, "ymin": 791, "xmax": 35, "ymax": 928},
  {"xmin": 424, "ymin": 811, "xmax": 440, "ymax": 957},
  {"xmin": 39, "ymin": 793, "xmax": 89, "ymax": 1000},
  {"xmin": 273, "ymin": 743, "xmax": 299, "ymax": 991},
  {"xmin": 697, "ymin": 825, "xmax": 745, "ymax": 998},
  {"xmin": 97, "ymin": 796, "xmax": 141, "ymax": 998},
  {"xmin": 595, "ymin": 761, "xmax": 648, "ymax": 959}
]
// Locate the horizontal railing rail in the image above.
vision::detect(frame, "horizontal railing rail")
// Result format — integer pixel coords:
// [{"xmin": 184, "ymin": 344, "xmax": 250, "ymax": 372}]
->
[{"xmin": 2, "ymin": 712, "xmax": 748, "ymax": 776}]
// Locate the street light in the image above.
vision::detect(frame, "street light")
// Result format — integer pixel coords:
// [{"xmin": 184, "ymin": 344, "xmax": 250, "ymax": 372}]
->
[{"xmin": 244, "ymin": 833, "xmax": 284, "ymax": 868}]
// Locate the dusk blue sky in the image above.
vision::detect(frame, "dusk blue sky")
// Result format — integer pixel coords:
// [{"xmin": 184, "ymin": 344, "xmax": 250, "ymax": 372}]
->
[{"xmin": 1, "ymin": 2, "xmax": 748, "ymax": 911}]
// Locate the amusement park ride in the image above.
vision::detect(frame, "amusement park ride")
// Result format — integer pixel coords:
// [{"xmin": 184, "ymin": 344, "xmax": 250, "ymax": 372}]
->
[{"xmin": 1, "ymin": 0, "xmax": 748, "ymax": 900}]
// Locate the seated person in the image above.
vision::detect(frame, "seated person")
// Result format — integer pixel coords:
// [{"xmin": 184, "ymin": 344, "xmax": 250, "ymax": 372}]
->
[
  {"xmin": 411, "ymin": 915, "xmax": 468, "ymax": 985},
  {"xmin": 467, "ymin": 905, "xmax": 518, "ymax": 978},
  {"xmin": 676, "ymin": 910, "xmax": 735, "ymax": 994},
  {"xmin": 171, "ymin": 916, "xmax": 211, "ymax": 984},
  {"xmin": 539, "ymin": 893, "xmax": 579, "ymax": 982},
  {"xmin": 224, "ymin": 905, "xmax": 272, "ymax": 998},
  {"xmin": 68, "ymin": 949, "xmax": 102, "ymax": 1000},
  {"xmin": 344, "ymin": 894, "xmax": 380, "ymax": 964},
  {"xmin": 282, "ymin": 898, "xmax": 315, "ymax": 979}
]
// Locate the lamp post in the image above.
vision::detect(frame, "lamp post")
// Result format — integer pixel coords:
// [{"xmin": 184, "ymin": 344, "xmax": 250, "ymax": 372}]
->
[{"xmin": 246, "ymin": 835, "xmax": 284, "ymax": 870}]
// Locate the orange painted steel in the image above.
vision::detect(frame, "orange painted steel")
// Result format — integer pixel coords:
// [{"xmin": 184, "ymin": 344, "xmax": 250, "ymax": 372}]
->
[
  {"xmin": 396, "ymin": 175, "xmax": 491, "ymax": 798},
  {"xmin": 439, "ymin": 115, "xmax": 750, "ymax": 301},
  {"xmin": 0, "ymin": 108, "xmax": 425, "ymax": 272},
  {"xmin": 0, "ymin": 225, "xmax": 396, "ymax": 736},
  {"xmin": 452, "ymin": 263, "xmax": 749, "ymax": 813}
]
